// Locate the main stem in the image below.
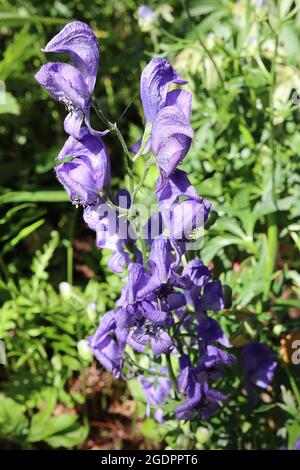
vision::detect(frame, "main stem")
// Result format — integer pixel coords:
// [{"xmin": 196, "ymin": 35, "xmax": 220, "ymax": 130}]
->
[
  {"xmin": 265, "ymin": 24, "xmax": 279, "ymax": 295},
  {"xmin": 91, "ymin": 97, "xmax": 134, "ymax": 195}
]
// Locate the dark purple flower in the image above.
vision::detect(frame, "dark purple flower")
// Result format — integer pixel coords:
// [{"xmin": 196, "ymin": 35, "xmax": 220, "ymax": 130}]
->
[
  {"xmin": 55, "ymin": 127, "xmax": 111, "ymax": 206},
  {"xmin": 88, "ymin": 311, "xmax": 127, "ymax": 378},
  {"xmin": 141, "ymin": 57, "xmax": 188, "ymax": 123},
  {"xmin": 137, "ymin": 237, "xmax": 191, "ymax": 307},
  {"xmin": 242, "ymin": 342, "xmax": 277, "ymax": 389},
  {"xmin": 35, "ymin": 21, "xmax": 105, "ymax": 138},
  {"xmin": 197, "ymin": 314, "xmax": 231, "ymax": 348},
  {"xmin": 175, "ymin": 355, "xmax": 227, "ymax": 420}
]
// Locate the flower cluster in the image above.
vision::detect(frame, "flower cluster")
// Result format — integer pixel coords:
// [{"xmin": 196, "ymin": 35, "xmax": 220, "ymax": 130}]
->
[{"xmin": 35, "ymin": 21, "xmax": 276, "ymax": 422}]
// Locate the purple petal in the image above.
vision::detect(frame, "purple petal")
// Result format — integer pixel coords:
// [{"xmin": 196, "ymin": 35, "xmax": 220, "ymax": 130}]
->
[
  {"xmin": 242, "ymin": 342, "xmax": 277, "ymax": 389},
  {"xmin": 183, "ymin": 259, "xmax": 212, "ymax": 287},
  {"xmin": 198, "ymin": 281, "xmax": 225, "ymax": 311},
  {"xmin": 141, "ymin": 57, "xmax": 188, "ymax": 123},
  {"xmin": 42, "ymin": 21, "xmax": 99, "ymax": 94},
  {"xmin": 151, "ymin": 330, "xmax": 174, "ymax": 355},
  {"xmin": 198, "ymin": 315, "xmax": 231, "ymax": 347},
  {"xmin": 151, "ymin": 105, "xmax": 194, "ymax": 176},
  {"xmin": 166, "ymin": 89, "xmax": 192, "ymax": 119},
  {"xmin": 35, "ymin": 62, "xmax": 89, "ymax": 110},
  {"xmin": 170, "ymin": 198, "xmax": 207, "ymax": 240},
  {"xmin": 55, "ymin": 128, "xmax": 111, "ymax": 206}
]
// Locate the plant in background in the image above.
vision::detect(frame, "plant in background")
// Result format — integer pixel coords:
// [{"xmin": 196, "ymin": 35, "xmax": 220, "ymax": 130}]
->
[{"xmin": 35, "ymin": 20, "xmax": 238, "ymax": 424}]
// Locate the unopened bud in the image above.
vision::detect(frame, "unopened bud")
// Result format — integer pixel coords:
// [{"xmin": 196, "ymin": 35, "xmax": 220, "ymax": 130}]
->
[
  {"xmin": 59, "ymin": 281, "xmax": 72, "ymax": 299},
  {"xmin": 205, "ymin": 210, "xmax": 218, "ymax": 229},
  {"xmin": 222, "ymin": 285, "xmax": 232, "ymax": 309},
  {"xmin": 77, "ymin": 339, "xmax": 93, "ymax": 362}
]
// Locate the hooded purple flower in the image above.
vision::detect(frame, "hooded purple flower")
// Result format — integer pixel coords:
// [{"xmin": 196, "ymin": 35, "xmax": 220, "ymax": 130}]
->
[
  {"xmin": 242, "ymin": 342, "xmax": 277, "ymax": 389},
  {"xmin": 138, "ymin": 368, "xmax": 171, "ymax": 420},
  {"xmin": 113, "ymin": 263, "xmax": 176, "ymax": 355},
  {"xmin": 156, "ymin": 170, "xmax": 211, "ymax": 241},
  {"xmin": 137, "ymin": 237, "xmax": 191, "ymax": 310},
  {"xmin": 182, "ymin": 259, "xmax": 223, "ymax": 312},
  {"xmin": 35, "ymin": 21, "xmax": 105, "ymax": 138},
  {"xmin": 136, "ymin": 58, "xmax": 194, "ymax": 177},
  {"xmin": 88, "ymin": 311, "xmax": 128, "ymax": 378},
  {"xmin": 175, "ymin": 355, "xmax": 228, "ymax": 420},
  {"xmin": 83, "ymin": 189, "xmax": 138, "ymax": 273},
  {"xmin": 55, "ymin": 127, "xmax": 111, "ymax": 206}
]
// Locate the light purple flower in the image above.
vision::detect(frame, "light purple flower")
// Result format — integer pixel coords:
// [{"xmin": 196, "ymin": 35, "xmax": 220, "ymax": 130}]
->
[
  {"xmin": 55, "ymin": 127, "xmax": 111, "ymax": 206},
  {"xmin": 138, "ymin": 5, "xmax": 155, "ymax": 21},
  {"xmin": 156, "ymin": 170, "xmax": 211, "ymax": 241},
  {"xmin": 242, "ymin": 342, "xmax": 277, "ymax": 389},
  {"xmin": 83, "ymin": 189, "xmax": 137, "ymax": 273},
  {"xmin": 136, "ymin": 58, "xmax": 194, "ymax": 177},
  {"xmin": 35, "ymin": 21, "xmax": 105, "ymax": 138},
  {"xmin": 138, "ymin": 367, "xmax": 171, "ymax": 418}
]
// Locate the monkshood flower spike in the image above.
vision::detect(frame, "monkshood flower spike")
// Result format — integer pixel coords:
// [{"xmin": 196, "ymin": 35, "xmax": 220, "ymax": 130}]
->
[{"xmin": 35, "ymin": 20, "xmax": 263, "ymax": 423}]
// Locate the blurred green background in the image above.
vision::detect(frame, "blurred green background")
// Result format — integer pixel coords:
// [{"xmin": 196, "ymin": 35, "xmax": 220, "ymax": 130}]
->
[{"xmin": 0, "ymin": 0, "xmax": 300, "ymax": 450}]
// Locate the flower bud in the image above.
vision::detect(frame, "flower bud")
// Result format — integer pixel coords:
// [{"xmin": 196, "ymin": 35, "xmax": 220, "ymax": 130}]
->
[
  {"xmin": 77, "ymin": 339, "xmax": 93, "ymax": 362},
  {"xmin": 205, "ymin": 210, "xmax": 218, "ymax": 229},
  {"xmin": 87, "ymin": 302, "xmax": 97, "ymax": 322},
  {"xmin": 222, "ymin": 284, "xmax": 232, "ymax": 309},
  {"xmin": 195, "ymin": 426, "xmax": 211, "ymax": 444},
  {"xmin": 59, "ymin": 281, "xmax": 72, "ymax": 299}
]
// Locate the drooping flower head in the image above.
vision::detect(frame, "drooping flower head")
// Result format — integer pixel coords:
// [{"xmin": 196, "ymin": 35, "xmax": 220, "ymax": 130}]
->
[
  {"xmin": 242, "ymin": 342, "xmax": 277, "ymax": 389},
  {"xmin": 136, "ymin": 58, "xmax": 194, "ymax": 177},
  {"xmin": 55, "ymin": 127, "xmax": 111, "ymax": 206},
  {"xmin": 88, "ymin": 311, "xmax": 128, "ymax": 378},
  {"xmin": 35, "ymin": 21, "xmax": 105, "ymax": 138}
]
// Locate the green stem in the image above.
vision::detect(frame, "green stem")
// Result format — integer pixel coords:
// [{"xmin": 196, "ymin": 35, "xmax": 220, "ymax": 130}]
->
[
  {"xmin": 166, "ymin": 353, "xmax": 178, "ymax": 397},
  {"xmin": 284, "ymin": 365, "xmax": 300, "ymax": 409},
  {"xmin": 131, "ymin": 156, "xmax": 153, "ymax": 205},
  {"xmin": 180, "ymin": 0, "xmax": 224, "ymax": 85},
  {"xmin": 91, "ymin": 97, "xmax": 134, "ymax": 194},
  {"xmin": 265, "ymin": 22, "xmax": 280, "ymax": 294},
  {"xmin": 67, "ymin": 243, "xmax": 73, "ymax": 285}
]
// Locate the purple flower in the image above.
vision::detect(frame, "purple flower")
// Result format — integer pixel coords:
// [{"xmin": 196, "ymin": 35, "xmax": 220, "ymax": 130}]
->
[
  {"xmin": 137, "ymin": 237, "xmax": 191, "ymax": 308},
  {"xmin": 138, "ymin": 5, "xmax": 155, "ymax": 21},
  {"xmin": 156, "ymin": 170, "xmax": 211, "ymax": 241},
  {"xmin": 138, "ymin": 368, "xmax": 171, "ymax": 419},
  {"xmin": 175, "ymin": 355, "xmax": 227, "ymax": 420},
  {"xmin": 113, "ymin": 263, "xmax": 176, "ymax": 355},
  {"xmin": 83, "ymin": 189, "xmax": 138, "ymax": 273},
  {"xmin": 88, "ymin": 311, "xmax": 128, "ymax": 378},
  {"xmin": 242, "ymin": 342, "xmax": 277, "ymax": 389},
  {"xmin": 136, "ymin": 58, "xmax": 194, "ymax": 177},
  {"xmin": 35, "ymin": 21, "xmax": 105, "ymax": 138},
  {"xmin": 197, "ymin": 315, "xmax": 231, "ymax": 348},
  {"xmin": 55, "ymin": 127, "xmax": 111, "ymax": 206},
  {"xmin": 119, "ymin": 303, "xmax": 176, "ymax": 355},
  {"xmin": 138, "ymin": 5, "xmax": 156, "ymax": 32}
]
